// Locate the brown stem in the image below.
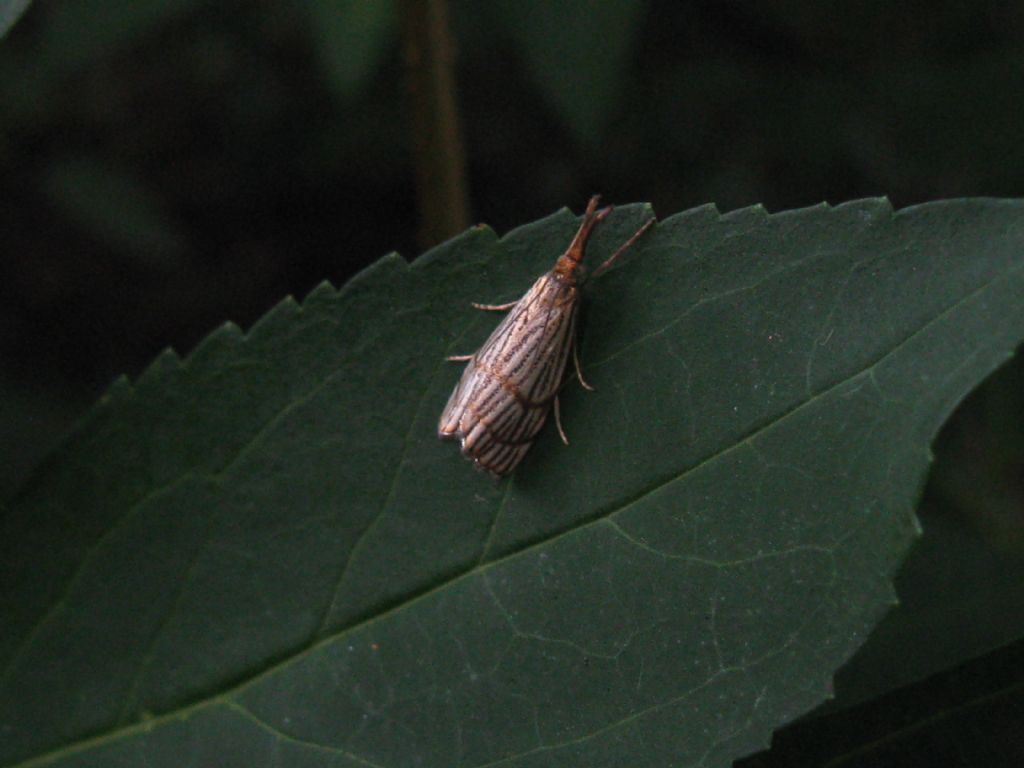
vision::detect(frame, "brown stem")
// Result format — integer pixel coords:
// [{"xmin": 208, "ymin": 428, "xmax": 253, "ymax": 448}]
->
[{"xmin": 400, "ymin": 0, "xmax": 471, "ymax": 249}]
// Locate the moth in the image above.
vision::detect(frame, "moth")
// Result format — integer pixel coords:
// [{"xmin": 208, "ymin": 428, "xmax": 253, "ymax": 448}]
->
[{"xmin": 438, "ymin": 195, "xmax": 655, "ymax": 476}]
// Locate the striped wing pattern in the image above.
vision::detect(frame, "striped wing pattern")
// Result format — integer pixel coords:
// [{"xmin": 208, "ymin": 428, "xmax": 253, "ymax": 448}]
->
[{"xmin": 438, "ymin": 272, "xmax": 578, "ymax": 476}]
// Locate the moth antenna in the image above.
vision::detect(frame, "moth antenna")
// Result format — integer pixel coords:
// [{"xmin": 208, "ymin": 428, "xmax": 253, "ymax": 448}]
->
[{"xmin": 590, "ymin": 216, "xmax": 656, "ymax": 280}]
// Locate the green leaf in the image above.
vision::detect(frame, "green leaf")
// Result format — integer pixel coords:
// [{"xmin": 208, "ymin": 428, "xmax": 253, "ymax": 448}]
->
[
  {"xmin": 2, "ymin": 198, "xmax": 1024, "ymax": 767},
  {"xmin": 0, "ymin": 0, "xmax": 31, "ymax": 40},
  {"xmin": 0, "ymin": 375, "xmax": 89, "ymax": 498}
]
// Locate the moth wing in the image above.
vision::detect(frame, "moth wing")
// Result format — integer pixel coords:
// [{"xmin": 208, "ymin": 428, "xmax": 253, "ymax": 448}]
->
[
  {"xmin": 438, "ymin": 361, "xmax": 479, "ymax": 437},
  {"xmin": 438, "ymin": 274, "xmax": 579, "ymax": 476},
  {"xmin": 438, "ymin": 280, "xmax": 544, "ymax": 438},
  {"xmin": 472, "ymin": 440, "xmax": 533, "ymax": 478}
]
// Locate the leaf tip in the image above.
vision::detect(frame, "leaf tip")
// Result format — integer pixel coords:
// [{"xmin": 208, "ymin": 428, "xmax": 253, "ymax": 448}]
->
[
  {"xmin": 416, "ymin": 223, "xmax": 501, "ymax": 269},
  {"xmin": 720, "ymin": 202, "xmax": 771, "ymax": 224},
  {"xmin": 135, "ymin": 347, "xmax": 184, "ymax": 388},
  {"xmin": 306, "ymin": 280, "xmax": 339, "ymax": 302},
  {"xmin": 102, "ymin": 374, "xmax": 135, "ymax": 402}
]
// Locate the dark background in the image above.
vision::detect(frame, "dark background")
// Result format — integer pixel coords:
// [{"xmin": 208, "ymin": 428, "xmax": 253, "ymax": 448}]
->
[{"xmin": 1, "ymin": 1, "xmax": 1022, "ymax": 764}]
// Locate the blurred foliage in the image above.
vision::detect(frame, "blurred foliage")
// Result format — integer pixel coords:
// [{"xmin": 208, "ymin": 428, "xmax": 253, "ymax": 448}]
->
[
  {"xmin": 307, "ymin": 0, "xmax": 395, "ymax": 99},
  {"xmin": 739, "ymin": 637, "xmax": 1024, "ymax": 768},
  {"xmin": 823, "ymin": 357, "xmax": 1024, "ymax": 709},
  {"xmin": 3, "ymin": 1, "xmax": 1024, "ymax": 405},
  {"xmin": 0, "ymin": 2, "xmax": 1022, "ymax": 762},
  {"xmin": 490, "ymin": 0, "xmax": 647, "ymax": 146},
  {"xmin": 0, "ymin": 0, "xmax": 31, "ymax": 39}
]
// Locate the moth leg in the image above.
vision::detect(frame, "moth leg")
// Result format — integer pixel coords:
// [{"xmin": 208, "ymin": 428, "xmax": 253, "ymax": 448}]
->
[
  {"xmin": 554, "ymin": 395, "xmax": 570, "ymax": 445},
  {"xmin": 449, "ymin": 300, "xmax": 514, "ymax": 360},
  {"xmin": 590, "ymin": 216, "xmax": 657, "ymax": 279},
  {"xmin": 448, "ymin": 301, "xmax": 514, "ymax": 361},
  {"xmin": 572, "ymin": 339, "xmax": 596, "ymax": 391}
]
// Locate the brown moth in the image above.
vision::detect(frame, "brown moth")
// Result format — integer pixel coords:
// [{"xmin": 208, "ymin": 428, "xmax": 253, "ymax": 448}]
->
[{"xmin": 438, "ymin": 196, "xmax": 655, "ymax": 476}]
